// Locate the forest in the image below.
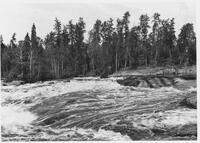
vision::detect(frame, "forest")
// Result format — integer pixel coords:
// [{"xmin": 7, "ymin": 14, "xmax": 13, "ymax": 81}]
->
[{"xmin": 0, "ymin": 12, "xmax": 196, "ymax": 82}]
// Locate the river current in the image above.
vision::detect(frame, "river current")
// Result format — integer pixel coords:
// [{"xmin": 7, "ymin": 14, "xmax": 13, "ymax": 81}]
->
[{"xmin": 1, "ymin": 77, "xmax": 197, "ymax": 141}]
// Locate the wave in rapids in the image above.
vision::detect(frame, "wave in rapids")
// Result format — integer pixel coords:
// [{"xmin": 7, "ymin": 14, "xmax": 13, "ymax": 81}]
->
[{"xmin": 1, "ymin": 77, "xmax": 197, "ymax": 141}]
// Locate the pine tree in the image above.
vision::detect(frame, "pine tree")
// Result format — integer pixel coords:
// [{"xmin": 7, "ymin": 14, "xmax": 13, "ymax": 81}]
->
[
  {"xmin": 88, "ymin": 19, "xmax": 102, "ymax": 73},
  {"xmin": 151, "ymin": 13, "xmax": 161, "ymax": 65},
  {"xmin": 44, "ymin": 31, "xmax": 56, "ymax": 78},
  {"xmin": 61, "ymin": 26, "xmax": 71, "ymax": 77},
  {"xmin": 128, "ymin": 26, "xmax": 140, "ymax": 68},
  {"xmin": 1, "ymin": 12, "xmax": 196, "ymax": 82},
  {"xmin": 54, "ymin": 18, "xmax": 62, "ymax": 78},
  {"xmin": 166, "ymin": 18, "xmax": 176, "ymax": 65},
  {"xmin": 101, "ymin": 18, "xmax": 114, "ymax": 74},
  {"xmin": 22, "ymin": 33, "xmax": 31, "ymax": 80},
  {"xmin": 139, "ymin": 14, "xmax": 150, "ymax": 66},
  {"xmin": 177, "ymin": 23, "xmax": 196, "ymax": 66},
  {"xmin": 1, "ymin": 35, "xmax": 10, "ymax": 77},
  {"xmin": 74, "ymin": 17, "xmax": 86, "ymax": 75},
  {"xmin": 30, "ymin": 23, "xmax": 37, "ymax": 80},
  {"xmin": 122, "ymin": 11, "xmax": 130, "ymax": 67},
  {"xmin": 67, "ymin": 20, "xmax": 76, "ymax": 74},
  {"xmin": 116, "ymin": 18, "xmax": 124, "ymax": 71}
]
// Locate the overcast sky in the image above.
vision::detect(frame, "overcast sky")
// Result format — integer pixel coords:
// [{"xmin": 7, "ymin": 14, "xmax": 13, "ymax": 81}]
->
[{"xmin": 0, "ymin": 0, "xmax": 196, "ymax": 44}]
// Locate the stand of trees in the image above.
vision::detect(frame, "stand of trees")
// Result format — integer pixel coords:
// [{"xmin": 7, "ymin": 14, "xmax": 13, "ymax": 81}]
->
[{"xmin": 1, "ymin": 12, "xmax": 196, "ymax": 82}]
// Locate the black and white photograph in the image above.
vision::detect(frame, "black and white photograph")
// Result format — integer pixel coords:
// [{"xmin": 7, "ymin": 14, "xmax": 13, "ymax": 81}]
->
[{"xmin": 0, "ymin": 0, "xmax": 198, "ymax": 141}]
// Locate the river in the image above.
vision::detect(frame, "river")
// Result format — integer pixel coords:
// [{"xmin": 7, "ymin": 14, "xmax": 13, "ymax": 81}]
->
[{"xmin": 1, "ymin": 77, "xmax": 197, "ymax": 141}]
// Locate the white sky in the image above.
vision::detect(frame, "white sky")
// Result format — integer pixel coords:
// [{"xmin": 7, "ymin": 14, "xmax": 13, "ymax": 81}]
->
[{"xmin": 0, "ymin": 0, "xmax": 196, "ymax": 44}]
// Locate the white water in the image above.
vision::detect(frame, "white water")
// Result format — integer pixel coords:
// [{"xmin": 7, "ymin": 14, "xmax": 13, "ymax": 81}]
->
[
  {"xmin": 1, "ymin": 77, "xmax": 197, "ymax": 141},
  {"xmin": 1, "ymin": 78, "xmax": 132, "ymax": 141}
]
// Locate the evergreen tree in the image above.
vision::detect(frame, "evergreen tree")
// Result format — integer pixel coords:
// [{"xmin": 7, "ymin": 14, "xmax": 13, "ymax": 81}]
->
[
  {"xmin": 122, "ymin": 11, "xmax": 130, "ymax": 67},
  {"xmin": 177, "ymin": 23, "xmax": 196, "ymax": 66},
  {"xmin": 54, "ymin": 18, "xmax": 62, "ymax": 78},
  {"xmin": 128, "ymin": 26, "xmax": 140, "ymax": 68},
  {"xmin": 44, "ymin": 31, "xmax": 56, "ymax": 78},
  {"xmin": 88, "ymin": 19, "xmax": 102, "ymax": 74},
  {"xmin": 22, "ymin": 33, "xmax": 31, "ymax": 80},
  {"xmin": 1, "ymin": 35, "xmax": 10, "ymax": 77},
  {"xmin": 30, "ymin": 23, "xmax": 37, "ymax": 80},
  {"xmin": 151, "ymin": 13, "xmax": 161, "ymax": 65},
  {"xmin": 164, "ymin": 18, "xmax": 176, "ymax": 65},
  {"xmin": 116, "ymin": 18, "xmax": 124, "ymax": 70},
  {"xmin": 139, "ymin": 14, "xmax": 150, "ymax": 66},
  {"xmin": 1, "ymin": 12, "xmax": 196, "ymax": 82},
  {"xmin": 74, "ymin": 17, "xmax": 86, "ymax": 75},
  {"xmin": 67, "ymin": 20, "xmax": 76, "ymax": 74},
  {"xmin": 100, "ymin": 18, "xmax": 115, "ymax": 74},
  {"xmin": 61, "ymin": 26, "xmax": 71, "ymax": 77}
]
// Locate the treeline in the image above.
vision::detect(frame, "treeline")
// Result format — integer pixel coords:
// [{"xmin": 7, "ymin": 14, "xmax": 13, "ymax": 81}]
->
[{"xmin": 1, "ymin": 12, "xmax": 196, "ymax": 82}]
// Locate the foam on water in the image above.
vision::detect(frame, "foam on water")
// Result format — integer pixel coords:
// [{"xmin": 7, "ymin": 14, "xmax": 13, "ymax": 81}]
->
[
  {"xmin": 1, "ymin": 77, "xmax": 197, "ymax": 141},
  {"xmin": 2, "ymin": 125, "xmax": 131, "ymax": 141},
  {"xmin": 187, "ymin": 87, "xmax": 196, "ymax": 92},
  {"xmin": 161, "ymin": 108, "xmax": 197, "ymax": 126},
  {"xmin": 1, "ymin": 105, "xmax": 37, "ymax": 136},
  {"xmin": 92, "ymin": 128, "xmax": 131, "ymax": 140},
  {"xmin": 1, "ymin": 77, "xmax": 127, "ymax": 141},
  {"xmin": 127, "ymin": 108, "xmax": 197, "ymax": 130},
  {"xmin": 1, "ymin": 78, "xmax": 122, "ymax": 103},
  {"xmin": 1, "ymin": 106, "xmax": 36, "ymax": 126}
]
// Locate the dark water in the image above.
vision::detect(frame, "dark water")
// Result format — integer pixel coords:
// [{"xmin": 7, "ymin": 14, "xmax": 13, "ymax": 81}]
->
[{"xmin": 1, "ymin": 77, "xmax": 197, "ymax": 141}]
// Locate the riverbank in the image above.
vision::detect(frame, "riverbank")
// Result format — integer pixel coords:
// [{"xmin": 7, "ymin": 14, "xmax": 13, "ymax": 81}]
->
[{"xmin": 110, "ymin": 65, "xmax": 196, "ymax": 77}]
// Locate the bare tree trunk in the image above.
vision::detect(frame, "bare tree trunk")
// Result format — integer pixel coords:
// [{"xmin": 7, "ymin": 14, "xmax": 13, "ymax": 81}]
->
[
  {"xmin": 169, "ymin": 47, "xmax": 172, "ymax": 64},
  {"xmin": 57, "ymin": 60, "xmax": 60, "ymax": 78},
  {"xmin": 124, "ymin": 58, "xmax": 127, "ymax": 68},
  {"xmin": 20, "ymin": 46, "xmax": 24, "ymax": 79},
  {"xmin": 125, "ymin": 45, "xmax": 129, "ymax": 68},
  {"xmin": 115, "ymin": 51, "xmax": 118, "ymax": 72},
  {"xmin": 92, "ymin": 57, "xmax": 95, "ymax": 73},
  {"xmin": 61, "ymin": 56, "xmax": 64, "ymax": 77},
  {"xmin": 145, "ymin": 54, "xmax": 148, "ymax": 67},
  {"xmin": 185, "ymin": 47, "xmax": 189, "ymax": 66},
  {"xmin": 29, "ymin": 51, "xmax": 33, "ymax": 80},
  {"xmin": 37, "ymin": 62, "xmax": 40, "ymax": 79},
  {"xmin": 51, "ymin": 58, "xmax": 54, "ymax": 76},
  {"xmin": 155, "ymin": 46, "xmax": 158, "ymax": 65},
  {"xmin": 75, "ymin": 61, "xmax": 77, "ymax": 74},
  {"xmin": 53, "ymin": 58, "xmax": 56, "ymax": 77}
]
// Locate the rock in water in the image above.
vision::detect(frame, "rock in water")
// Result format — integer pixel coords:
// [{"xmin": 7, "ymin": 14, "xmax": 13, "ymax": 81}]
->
[
  {"xmin": 100, "ymin": 71, "xmax": 108, "ymax": 78},
  {"xmin": 117, "ymin": 77, "xmax": 140, "ymax": 87},
  {"xmin": 180, "ymin": 92, "xmax": 197, "ymax": 109},
  {"xmin": 137, "ymin": 80, "xmax": 149, "ymax": 88},
  {"xmin": 100, "ymin": 66, "xmax": 112, "ymax": 78},
  {"xmin": 170, "ymin": 124, "xmax": 197, "ymax": 137},
  {"xmin": 102, "ymin": 124, "xmax": 153, "ymax": 140},
  {"xmin": 7, "ymin": 80, "xmax": 25, "ymax": 86},
  {"xmin": 117, "ymin": 76, "xmax": 175, "ymax": 88}
]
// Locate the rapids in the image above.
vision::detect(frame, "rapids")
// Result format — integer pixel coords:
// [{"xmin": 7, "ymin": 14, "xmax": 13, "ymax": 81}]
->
[{"xmin": 1, "ymin": 77, "xmax": 197, "ymax": 141}]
